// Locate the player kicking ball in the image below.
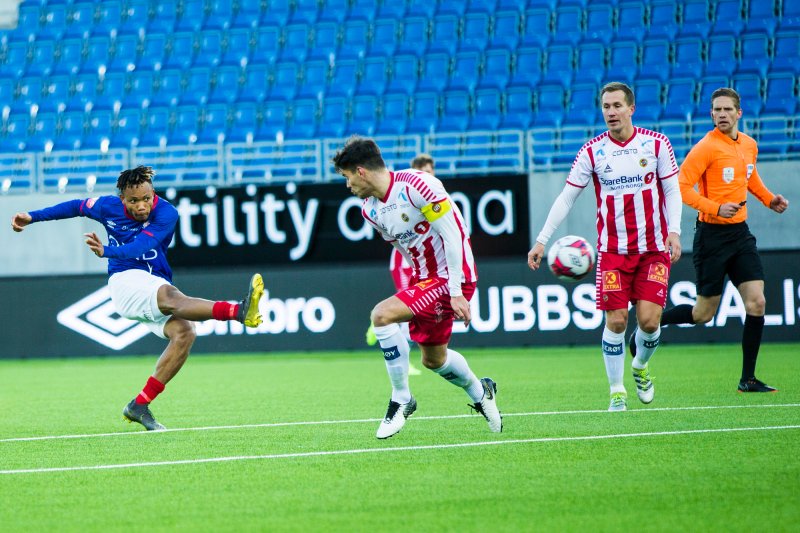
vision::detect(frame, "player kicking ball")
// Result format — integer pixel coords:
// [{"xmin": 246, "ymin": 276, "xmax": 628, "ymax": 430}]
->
[
  {"xmin": 333, "ymin": 136, "xmax": 502, "ymax": 439},
  {"xmin": 11, "ymin": 166, "xmax": 265, "ymax": 431}
]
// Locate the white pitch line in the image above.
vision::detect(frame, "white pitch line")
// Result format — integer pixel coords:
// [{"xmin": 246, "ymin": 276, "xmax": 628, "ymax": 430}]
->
[
  {"xmin": 2, "ymin": 424, "xmax": 799, "ymax": 475},
  {"xmin": 2, "ymin": 403, "xmax": 799, "ymax": 444}
]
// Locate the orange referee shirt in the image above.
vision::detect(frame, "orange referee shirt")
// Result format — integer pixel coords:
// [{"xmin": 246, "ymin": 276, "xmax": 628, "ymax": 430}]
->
[{"xmin": 679, "ymin": 128, "xmax": 774, "ymax": 224}]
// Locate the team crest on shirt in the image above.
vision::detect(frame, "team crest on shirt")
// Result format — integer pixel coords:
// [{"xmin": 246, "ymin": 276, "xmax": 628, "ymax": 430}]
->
[
  {"xmin": 722, "ymin": 167, "xmax": 735, "ymax": 183},
  {"xmin": 746, "ymin": 164, "xmax": 754, "ymax": 180},
  {"xmin": 603, "ymin": 271, "xmax": 621, "ymax": 291},
  {"xmin": 86, "ymin": 197, "xmax": 98, "ymax": 208},
  {"xmin": 401, "ymin": 213, "xmax": 409, "ymax": 222},
  {"xmin": 639, "ymin": 158, "xmax": 648, "ymax": 167},
  {"xmin": 647, "ymin": 263, "xmax": 668, "ymax": 286}
]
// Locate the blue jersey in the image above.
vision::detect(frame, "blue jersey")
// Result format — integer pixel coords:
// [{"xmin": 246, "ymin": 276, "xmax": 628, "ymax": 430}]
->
[{"xmin": 29, "ymin": 195, "xmax": 178, "ymax": 282}]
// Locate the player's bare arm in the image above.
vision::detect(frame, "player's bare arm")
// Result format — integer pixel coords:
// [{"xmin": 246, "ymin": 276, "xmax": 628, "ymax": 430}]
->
[
  {"xmin": 84, "ymin": 232, "xmax": 105, "ymax": 257},
  {"xmin": 770, "ymin": 194, "xmax": 789, "ymax": 214},
  {"xmin": 11, "ymin": 212, "xmax": 32, "ymax": 232},
  {"xmin": 527, "ymin": 242, "xmax": 545, "ymax": 270},
  {"xmin": 665, "ymin": 232, "xmax": 682, "ymax": 264}
]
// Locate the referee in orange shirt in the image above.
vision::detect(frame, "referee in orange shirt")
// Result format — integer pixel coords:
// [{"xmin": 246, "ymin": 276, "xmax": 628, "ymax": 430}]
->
[{"xmin": 632, "ymin": 88, "xmax": 789, "ymax": 392}]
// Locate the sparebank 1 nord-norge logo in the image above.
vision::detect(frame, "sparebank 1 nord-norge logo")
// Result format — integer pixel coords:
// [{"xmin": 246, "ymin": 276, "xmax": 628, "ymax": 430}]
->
[{"xmin": 57, "ymin": 286, "xmax": 149, "ymax": 350}]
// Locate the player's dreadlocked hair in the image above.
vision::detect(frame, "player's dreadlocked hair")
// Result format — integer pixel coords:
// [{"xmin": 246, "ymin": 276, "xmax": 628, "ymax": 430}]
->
[
  {"xmin": 332, "ymin": 135, "xmax": 386, "ymax": 173},
  {"xmin": 117, "ymin": 165, "xmax": 155, "ymax": 193}
]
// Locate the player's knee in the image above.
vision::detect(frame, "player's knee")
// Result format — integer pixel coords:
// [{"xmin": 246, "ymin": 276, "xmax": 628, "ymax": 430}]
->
[
  {"xmin": 745, "ymin": 295, "xmax": 766, "ymax": 316},
  {"xmin": 693, "ymin": 309, "xmax": 715, "ymax": 324},
  {"xmin": 170, "ymin": 320, "xmax": 196, "ymax": 346},
  {"xmin": 639, "ymin": 318, "xmax": 660, "ymax": 334},
  {"xmin": 370, "ymin": 305, "xmax": 393, "ymax": 327},
  {"xmin": 605, "ymin": 315, "xmax": 627, "ymax": 333}
]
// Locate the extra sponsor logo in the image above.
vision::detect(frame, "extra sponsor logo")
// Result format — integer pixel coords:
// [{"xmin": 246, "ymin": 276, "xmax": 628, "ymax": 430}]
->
[
  {"xmin": 602, "ymin": 340, "xmax": 623, "ymax": 355},
  {"xmin": 647, "ymin": 262, "xmax": 668, "ymax": 286},
  {"xmin": 746, "ymin": 164, "xmax": 754, "ymax": 180},
  {"xmin": 383, "ymin": 346, "xmax": 401, "ymax": 360},
  {"xmin": 603, "ymin": 271, "xmax": 621, "ymax": 291},
  {"xmin": 57, "ymin": 286, "xmax": 149, "ymax": 350}
]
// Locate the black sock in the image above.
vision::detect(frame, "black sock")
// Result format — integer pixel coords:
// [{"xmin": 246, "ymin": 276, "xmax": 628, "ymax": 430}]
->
[
  {"xmin": 661, "ymin": 304, "xmax": 695, "ymax": 326},
  {"xmin": 741, "ymin": 314, "xmax": 765, "ymax": 380}
]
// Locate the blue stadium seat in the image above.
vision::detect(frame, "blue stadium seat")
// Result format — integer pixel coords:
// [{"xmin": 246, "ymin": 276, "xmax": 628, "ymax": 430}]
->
[
  {"xmin": 746, "ymin": 0, "xmax": 778, "ymax": 34},
  {"xmin": 574, "ymin": 43, "xmax": 605, "ymax": 85},
  {"xmin": 705, "ymin": 36, "xmax": 737, "ymax": 78},
  {"xmin": 489, "ymin": 10, "xmax": 521, "ymax": 51},
  {"xmin": 558, "ymin": 127, "xmax": 589, "ymax": 164},
  {"xmin": 124, "ymin": 70, "xmax": 155, "ymax": 108},
  {"xmin": 640, "ymin": 39, "xmax": 671, "ymax": 82},
  {"xmin": 40, "ymin": 4, "xmax": 68, "ymax": 40},
  {"xmin": 584, "ymin": 4, "xmax": 615, "ymax": 44},
  {"xmin": 771, "ymin": 32, "xmax": 800, "ymax": 74},
  {"xmin": 28, "ymin": 113, "xmax": 58, "ymax": 151},
  {"xmin": 205, "ymin": 0, "xmax": 233, "ymax": 31},
  {"xmin": 14, "ymin": 77, "xmax": 42, "ymax": 113},
  {"xmin": 551, "ymin": 6, "xmax": 583, "ymax": 46},
  {"xmin": 317, "ymin": 97, "xmax": 348, "ymax": 138},
  {"xmin": 542, "ymin": 45, "xmax": 574, "ymax": 87},
  {"xmin": 461, "ymin": 13, "xmax": 491, "ymax": 52},
  {"xmin": 67, "ymin": 74, "xmax": 98, "ymax": 112},
  {"xmin": 149, "ymin": 2, "xmax": 177, "ymax": 34},
  {"xmin": 10, "ymin": 4, "xmax": 40, "ymax": 39},
  {"xmin": 339, "ymin": 20, "xmax": 370, "ymax": 60},
  {"xmin": 0, "ymin": 78, "xmax": 14, "ymax": 109},
  {"xmin": 448, "ymin": 51, "xmax": 481, "ymax": 92},
  {"xmin": 318, "ymin": 0, "xmax": 349, "ymax": 24},
  {"xmin": 108, "ymin": 34, "xmax": 138, "ymax": 73},
  {"xmin": 533, "ymin": 84, "xmax": 566, "ymax": 127},
  {"xmin": 40, "ymin": 75, "xmax": 70, "ymax": 113},
  {"xmin": 195, "ymin": 31, "xmax": 223, "ymax": 67},
  {"xmin": 85, "ymin": 109, "xmax": 114, "ymax": 148},
  {"xmin": 55, "ymin": 111, "xmax": 85, "ymax": 150},
  {"xmin": 309, "ymin": 22, "xmax": 339, "ymax": 62},
  {"xmin": 496, "ymin": 0, "xmax": 530, "ymax": 11},
  {"xmin": 64, "ymin": 3, "xmax": 94, "ymax": 39},
  {"xmin": 679, "ymin": 0, "xmax": 713, "ymax": 39},
  {"xmin": 138, "ymin": 32, "xmax": 167, "ymax": 70},
  {"xmin": 407, "ymin": 92, "xmax": 439, "ymax": 134},
  {"xmin": 427, "ymin": 15, "xmax": 459, "ymax": 56},
  {"xmin": 81, "ymin": 36, "xmax": 111, "ymax": 75},
  {"xmin": 94, "ymin": 1, "xmax": 123, "ymax": 35},
  {"xmin": 376, "ymin": 0, "xmax": 406, "ymax": 19},
  {"xmin": 397, "ymin": 17, "xmax": 429, "ymax": 56},
  {"xmin": 281, "ymin": 24, "xmax": 312, "ymax": 63},
  {"xmin": 662, "ymin": 78, "xmax": 697, "ymax": 121},
  {"xmin": 376, "ymin": 93, "xmax": 408, "ymax": 135},
  {"xmin": 501, "ymin": 86, "xmax": 533, "ymax": 129},
  {"xmin": 350, "ymin": 95, "xmax": 378, "ymax": 136},
  {"xmin": 291, "ymin": 0, "xmax": 320, "ymax": 24},
  {"xmin": 0, "ymin": 42, "xmax": 28, "ymax": 78},
  {"xmin": 181, "ymin": 68, "xmax": 212, "ymax": 105},
  {"xmin": 437, "ymin": 0, "xmax": 468, "ymax": 17},
  {"xmin": 780, "ymin": 0, "xmax": 800, "ymax": 31},
  {"xmin": 297, "ymin": 60, "xmax": 329, "ymax": 99},
  {"xmin": 239, "ymin": 64, "xmax": 269, "ymax": 102},
  {"xmin": 565, "ymin": 83, "xmax": 598, "ymax": 125},
  {"xmin": 529, "ymin": 127, "xmax": 556, "ymax": 167},
  {"xmin": 227, "ymin": 103, "xmax": 258, "ymax": 142},
  {"xmin": 3, "ymin": 113, "xmax": 30, "ymax": 145},
  {"xmin": 151, "ymin": 69, "xmax": 182, "ymax": 107},
  {"xmin": 763, "ymin": 73, "xmax": 797, "ymax": 115},
  {"xmin": 417, "ymin": 53, "xmax": 450, "ymax": 93},
  {"xmin": 117, "ymin": 0, "xmax": 149, "ymax": 35},
  {"xmin": 251, "ymin": 27, "xmax": 281, "ymax": 65},
  {"xmin": 175, "ymin": 0, "xmax": 205, "ymax": 32},
  {"xmin": 658, "ymin": 120, "xmax": 690, "ymax": 159},
  {"xmin": 286, "ymin": 98, "xmax": 318, "ymax": 139},
  {"xmin": 607, "ymin": 41, "xmax": 638, "ymax": 85},
  {"xmin": 731, "ymin": 74, "xmax": 764, "ymax": 116},
  {"xmin": 758, "ymin": 116, "xmax": 791, "ymax": 156},
  {"xmin": 521, "ymin": 8, "xmax": 552, "ymax": 48},
  {"xmin": 648, "ymin": 0, "xmax": 680, "ymax": 41},
  {"xmin": 208, "ymin": 67, "xmax": 240, "ymax": 104},
  {"xmin": 111, "ymin": 108, "xmax": 142, "ymax": 147},
  {"xmin": 617, "ymin": 2, "xmax": 647, "ymax": 44},
  {"xmin": 439, "ymin": 90, "xmax": 471, "ymax": 132},
  {"xmin": 140, "ymin": 107, "xmax": 170, "ymax": 146},
  {"xmin": 95, "ymin": 72, "xmax": 127, "ymax": 110},
  {"xmin": 270, "ymin": 62, "xmax": 300, "ymax": 100},
  {"xmin": 406, "ymin": 0, "xmax": 437, "ymax": 19},
  {"xmin": 632, "ymin": 79, "xmax": 663, "ymax": 122},
  {"xmin": 174, "ymin": 106, "xmax": 203, "ymax": 146},
  {"xmin": 712, "ymin": 0, "xmax": 746, "ymax": 36},
  {"xmin": 478, "ymin": 48, "xmax": 512, "ymax": 90},
  {"xmin": 231, "ymin": 0, "xmax": 262, "ymax": 28},
  {"xmin": 198, "ymin": 104, "xmax": 228, "ymax": 144},
  {"xmin": 737, "ymin": 32, "xmax": 771, "ymax": 77},
  {"xmin": 469, "ymin": 0, "xmax": 499, "ymax": 15},
  {"xmin": 164, "ymin": 32, "xmax": 195, "ymax": 70},
  {"xmin": 220, "ymin": 29, "xmax": 251, "ymax": 67},
  {"xmin": 471, "ymin": 88, "xmax": 502, "ymax": 130},
  {"xmin": 672, "ymin": 37, "xmax": 705, "ymax": 79},
  {"xmin": 509, "ymin": 46, "xmax": 542, "ymax": 88},
  {"xmin": 28, "ymin": 39, "xmax": 56, "ymax": 77},
  {"xmin": 358, "ymin": 56, "xmax": 389, "ymax": 96},
  {"xmin": 370, "ymin": 18, "xmax": 400, "ymax": 57},
  {"xmin": 327, "ymin": 59, "xmax": 359, "ymax": 98},
  {"xmin": 386, "ymin": 55, "xmax": 419, "ymax": 95}
]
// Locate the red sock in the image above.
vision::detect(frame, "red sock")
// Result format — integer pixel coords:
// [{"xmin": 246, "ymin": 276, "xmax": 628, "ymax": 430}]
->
[
  {"xmin": 212, "ymin": 301, "xmax": 240, "ymax": 321},
  {"xmin": 135, "ymin": 376, "xmax": 165, "ymax": 404}
]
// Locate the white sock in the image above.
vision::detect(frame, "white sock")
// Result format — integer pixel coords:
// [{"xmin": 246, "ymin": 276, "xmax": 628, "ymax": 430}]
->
[
  {"xmin": 602, "ymin": 327, "xmax": 626, "ymax": 394},
  {"xmin": 400, "ymin": 322, "xmax": 412, "ymax": 343},
  {"xmin": 432, "ymin": 349, "xmax": 484, "ymax": 402},
  {"xmin": 373, "ymin": 323, "xmax": 411, "ymax": 404},
  {"xmin": 633, "ymin": 327, "xmax": 660, "ymax": 369}
]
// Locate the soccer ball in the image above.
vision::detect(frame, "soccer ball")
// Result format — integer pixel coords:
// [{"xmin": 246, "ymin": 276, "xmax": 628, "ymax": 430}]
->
[{"xmin": 547, "ymin": 235, "xmax": 596, "ymax": 282}]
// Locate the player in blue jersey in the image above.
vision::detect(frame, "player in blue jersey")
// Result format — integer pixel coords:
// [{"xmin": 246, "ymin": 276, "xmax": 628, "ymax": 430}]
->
[{"xmin": 11, "ymin": 166, "xmax": 265, "ymax": 431}]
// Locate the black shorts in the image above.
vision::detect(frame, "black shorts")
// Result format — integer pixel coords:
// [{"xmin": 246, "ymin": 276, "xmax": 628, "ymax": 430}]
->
[{"xmin": 692, "ymin": 221, "xmax": 764, "ymax": 297}]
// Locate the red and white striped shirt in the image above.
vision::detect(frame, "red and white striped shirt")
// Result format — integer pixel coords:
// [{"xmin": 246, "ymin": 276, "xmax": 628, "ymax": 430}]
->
[
  {"xmin": 567, "ymin": 127, "xmax": 680, "ymax": 254},
  {"xmin": 362, "ymin": 169, "xmax": 477, "ymax": 284}
]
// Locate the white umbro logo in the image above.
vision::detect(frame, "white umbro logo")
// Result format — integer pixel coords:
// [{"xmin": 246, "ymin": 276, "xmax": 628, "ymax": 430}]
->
[{"xmin": 57, "ymin": 286, "xmax": 149, "ymax": 350}]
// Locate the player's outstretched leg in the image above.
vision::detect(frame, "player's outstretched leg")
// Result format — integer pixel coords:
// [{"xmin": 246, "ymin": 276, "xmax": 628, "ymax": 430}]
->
[
  {"xmin": 376, "ymin": 396, "xmax": 417, "ymax": 439},
  {"xmin": 123, "ymin": 399, "xmax": 166, "ymax": 431},
  {"xmin": 237, "ymin": 273, "xmax": 265, "ymax": 327},
  {"xmin": 469, "ymin": 377, "xmax": 503, "ymax": 432}
]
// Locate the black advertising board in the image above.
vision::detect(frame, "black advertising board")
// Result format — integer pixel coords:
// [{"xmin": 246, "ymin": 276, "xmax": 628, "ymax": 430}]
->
[{"xmin": 165, "ymin": 175, "xmax": 530, "ymax": 266}]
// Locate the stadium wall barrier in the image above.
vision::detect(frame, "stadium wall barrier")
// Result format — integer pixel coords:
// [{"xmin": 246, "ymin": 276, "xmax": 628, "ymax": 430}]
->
[{"xmin": 2, "ymin": 251, "xmax": 798, "ymax": 359}]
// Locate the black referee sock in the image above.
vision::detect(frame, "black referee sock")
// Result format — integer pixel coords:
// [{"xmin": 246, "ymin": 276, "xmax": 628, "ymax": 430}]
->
[
  {"xmin": 660, "ymin": 304, "xmax": 695, "ymax": 326},
  {"xmin": 741, "ymin": 314, "xmax": 765, "ymax": 380}
]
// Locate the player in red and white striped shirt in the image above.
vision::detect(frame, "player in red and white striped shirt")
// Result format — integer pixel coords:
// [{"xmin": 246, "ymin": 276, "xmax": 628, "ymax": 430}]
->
[
  {"xmin": 528, "ymin": 82, "xmax": 683, "ymax": 412},
  {"xmin": 334, "ymin": 136, "xmax": 502, "ymax": 439}
]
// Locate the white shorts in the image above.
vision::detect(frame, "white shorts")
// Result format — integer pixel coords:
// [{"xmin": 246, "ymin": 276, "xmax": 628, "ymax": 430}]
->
[{"xmin": 108, "ymin": 270, "xmax": 172, "ymax": 339}]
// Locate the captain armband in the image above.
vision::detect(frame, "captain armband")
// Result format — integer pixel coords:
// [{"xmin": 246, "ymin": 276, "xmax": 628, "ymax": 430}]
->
[{"xmin": 421, "ymin": 199, "xmax": 452, "ymax": 222}]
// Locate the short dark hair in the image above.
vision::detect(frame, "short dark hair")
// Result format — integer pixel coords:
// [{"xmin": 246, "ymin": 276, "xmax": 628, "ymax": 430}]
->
[
  {"xmin": 117, "ymin": 166, "xmax": 155, "ymax": 193},
  {"xmin": 410, "ymin": 153, "xmax": 434, "ymax": 170},
  {"xmin": 332, "ymin": 135, "xmax": 386, "ymax": 173},
  {"xmin": 710, "ymin": 87, "xmax": 741, "ymax": 110},
  {"xmin": 601, "ymin": 81, "xmax": 635, "ymax": 106}
]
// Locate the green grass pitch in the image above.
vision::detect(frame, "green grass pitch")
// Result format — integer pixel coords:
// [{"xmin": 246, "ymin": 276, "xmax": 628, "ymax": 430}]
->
[{"xmin": 1, "ymin": 343, "xmax": 799, "ymax": 532}]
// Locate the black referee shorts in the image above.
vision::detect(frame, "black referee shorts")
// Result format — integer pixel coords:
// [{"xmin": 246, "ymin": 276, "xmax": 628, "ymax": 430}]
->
[{"xmin": 692, "ymin": 221, "xmax": 764, "ymax": 297}]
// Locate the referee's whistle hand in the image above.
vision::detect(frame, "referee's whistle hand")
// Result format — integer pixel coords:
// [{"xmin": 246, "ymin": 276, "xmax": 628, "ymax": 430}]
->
[{"xmin": 717, "ymin": 202, "xmax": 743, "ymax": 218}]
